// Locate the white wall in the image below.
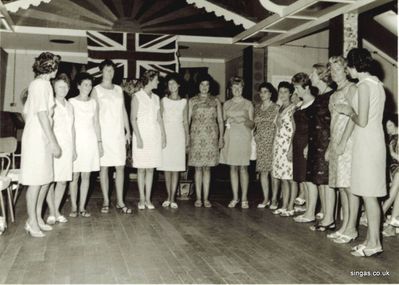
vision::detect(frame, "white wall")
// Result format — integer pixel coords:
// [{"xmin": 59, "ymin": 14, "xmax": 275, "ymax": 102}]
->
[{"xmin": 180, "ymin": 57, "xmax": 226, "ymax": 102}]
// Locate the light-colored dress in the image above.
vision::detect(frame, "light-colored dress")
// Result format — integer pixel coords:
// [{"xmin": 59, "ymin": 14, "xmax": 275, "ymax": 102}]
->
[
  {"xmin": 351, "ymin": 76, "xmax": 386, "ymax": 197},
  {"xmin": 69, "ymin": 98, "xmax": 100, "ymax": 173},
  {"xmin": 328, "ymin": 83, "xmax": 354, "ymax": 188},
  {"xmin": 53, "ymin": 100, "xmax": 74, "ymax": 182},
  {"xmin": 158, "ymin": 97, "xmax": 187, "ymax": 172},
  {"xmin": 132, "ymin": 89, "xmax": 162, "ymax": 168},
  {"xmin": 94, "ymin": 84, "xmax": 126, "ymax": 167},
  {"xmin": 20, "ymin": 78, "xmax": 55, "ymax": 185},
  {"xmin": 254, "ymin": 103, "xmax": 279, "ymax": 172},
  {"xmin": 220, "ymin": 98, "xmax": 253, "ymax": 166},
  {"xmin": 272, "ymin": 104, "xmax": 296, "ymax": 180},
  {"xmin": 188, "ymin": 95, "xmax": 219, "ymax": 167}
]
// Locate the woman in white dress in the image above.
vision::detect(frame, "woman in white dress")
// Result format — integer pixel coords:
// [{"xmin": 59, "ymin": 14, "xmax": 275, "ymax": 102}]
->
[
  {"xmin": 91, "ymin": 60, "xmax": 132, "ymax": 214},
  {"xmin": 46, "ymin": 74, "xmax": 76, "ymax": 225},
  {"xmin": 335, "ymin": 48, "xmax": 386, "ymax": 257},
  {"xmin": 131, "ymin": 70, "xmax": 166, "ymax": 209},
  {"xmin": 158, "ymin": 74, "xmax": 189, "ymax": 209},
  {"xmin": 69, "ymin": 72, "xmax": 103, "ymax": 217},
  {"xmin": 20, "ymin": 52, "xmax": 61, "ymax": 237}
]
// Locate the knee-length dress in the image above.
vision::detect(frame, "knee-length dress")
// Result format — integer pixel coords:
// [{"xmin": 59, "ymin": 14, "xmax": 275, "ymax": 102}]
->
[
  {"xmin": 132, "ymin": 89, "xmax": 162, "ymax": 168},
  {"xmin": 188, "ymin": 95, "xmax": 219, "ymax": 167},
  {"xmin": 95, "ymin": 84, "xmax": 126, "ymax": 167},
  {"xmin": 254, "ymin": 103, "xmax": 278, "ymax": 172},
  {"xmin": 328, "ymin": 84, "xmax": 354, "ymax": 188},
  {"xmin": 351, "ymin": 76, "xmax": 386, "ymax": 197},
  {"xmin": 158, "ymin": 97, "xmax": 187, "ymax": 172},
  {"xmin": 69, "ymin": 98, "xmax": 100, "ymax": 173},
  {"xmin": 272, "ymin": 104, "xmax": 296, "ymax": 180},
  {"xmin": 220, "ymin": 98, "xmax": 253, "ymax": 166},
  {"xmin": 292, "ymin": 100, "xmax": 313, "ymax": 183},
  {"xmin": 306, "ymin": 90, "xmax": 334, "ymax": 185},
  {"xmin": 53, "ymin": 99, "xmax": 74, "ymax": 182},
  {"xmin": 20, "ymin": 78, "xmax": 55, "ymax": 186}
]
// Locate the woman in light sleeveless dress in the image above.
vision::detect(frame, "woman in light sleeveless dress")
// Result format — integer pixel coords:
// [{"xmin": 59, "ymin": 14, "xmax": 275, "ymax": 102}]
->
[
  {"xmin": 20, "ymin": 52, "xmax": 61, "ymax": 237},
  {"xmin": 335, "ymin": 48, "xmax": 386, "ymax": 256},
  {"xmin": 220, "ymin": 76, "xmax": 254, "ymax": 209},
  {"xmin": 158, "ymin": 74, "xmax": 188, "ymax": 209},
  {"xmin": 46, "ymin": 74, "xmax": 75, "ymax": 225},
  {"xmin": 324, "ymin": 57, "xmax": 357, "ymax": 243},
  {"xmin": 69, "ymin": 72, "xmax": 102, "ymax": 218},
  {"xmin": 188, "ymin": 73, "xmax": 224, "ymax": 208},
  {"xmin": 131, "ymin": 70, "xmax": 166, "ymax": 210},
  {"xmin": 92, "ymin": 60, "xmax": 132, "ymax": 214}
]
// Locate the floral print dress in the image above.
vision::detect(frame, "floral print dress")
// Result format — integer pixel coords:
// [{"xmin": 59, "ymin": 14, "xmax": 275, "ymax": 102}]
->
[
  {"xmin": 188, "ymin": 95, "xmax": 219, "ymax": 167},
  {"xmin": 272, "ymin": 104, "xmax": 296, "ymax": 180}
]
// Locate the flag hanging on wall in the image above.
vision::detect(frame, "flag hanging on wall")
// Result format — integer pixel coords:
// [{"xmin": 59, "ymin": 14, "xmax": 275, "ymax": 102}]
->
[{"xmin": 86, "ymin": 31, "xmax": 179, "ymax": 83}]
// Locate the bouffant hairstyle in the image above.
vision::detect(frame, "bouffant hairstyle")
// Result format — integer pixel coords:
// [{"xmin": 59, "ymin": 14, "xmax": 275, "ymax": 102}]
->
[
  {"xmin": 32, "ymin": 52, "xmax": 61, "ymax": 76},
  {"xmin": 140, "ymin": 70, "xmax": 159, "ymax": 87},
  {"xmin": 76, "ymin": 72, "xmax": 93, "ymax": 86},
  {"xmin": 99, "ymin": 59, "xmax": 116, "ymax": 71},
  {"xmin": 313, "ymin": 63, "xmax": 333, "ymax": 85},
  {"xmin": 292, "ymin": 72, "xmax": 318, "ymax": 96},
  {"xmin": 347, "ymin": 48, "xmax": 373, "ymax": 73},
  {"xmin": 258, "ymin": 82, "xmax": 277, "ymax": 102},
  {"xmin": 196, "ymin": 72, "xmax": 213, "ymax": 88},
  {"xmin": 53, "ymin": 73, "xmax": 70, "ymax": 87},
  {"xmin": 229, "ymin": 76, "xmax": 245, "ymax": 88},
  {"xmin": 278, "ymin": 81, "xmax": 294, "ymax": 94}
]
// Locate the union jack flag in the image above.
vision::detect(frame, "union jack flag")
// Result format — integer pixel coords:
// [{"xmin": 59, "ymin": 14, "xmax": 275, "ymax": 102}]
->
[{"xmin": 86, "ymin": 31, "xmax": 179, "ymax": 82}]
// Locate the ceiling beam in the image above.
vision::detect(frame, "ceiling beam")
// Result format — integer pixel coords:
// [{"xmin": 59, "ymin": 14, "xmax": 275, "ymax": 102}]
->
[{"xmin": 0, "ymin": 1, "xmax": 15, "ymax": 31}]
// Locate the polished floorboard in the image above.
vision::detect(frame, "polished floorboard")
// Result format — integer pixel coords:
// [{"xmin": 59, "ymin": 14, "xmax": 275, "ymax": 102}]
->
[{"xmin": 0, "ymin": 179, "xmax": 398, "ymax": 284}]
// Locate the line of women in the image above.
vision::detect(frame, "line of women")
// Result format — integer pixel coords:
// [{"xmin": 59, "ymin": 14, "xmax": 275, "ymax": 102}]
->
[{"xmin": 18, "ymin": 49, "xmax": 399, "ymax": 260}]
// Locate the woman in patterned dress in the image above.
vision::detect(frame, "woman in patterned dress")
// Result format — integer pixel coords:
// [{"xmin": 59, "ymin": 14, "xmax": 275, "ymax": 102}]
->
[
  {"xmin": 21, "ymin": 52, "xmax": 61, "ymax": 237},
  {"xmin": 271, "ymin": 82, "xmax": 297, "ymax": 216},
  {"xmin": 188, "ymin": 73, "xmax": 224, "ymax": 208},
  {"xmin": 253, "ymin": 82, "xmax": 279, "ymax": 208},
  {"xmin": 220, "ymin": 76, "xmax": 254, "ymax": 209},
  {"xmin": 335, "ymin": 48, "xmax": 386, "ymax": 256},
  {"xmin": 307, "ymin": 63, "xmax": 335, "ymax": 231},
  {"xmin": 131, "ymin": 70, "xmax": 166, "ymax": 210},
  {"xmin": 323, "ymin": 57, "xmax": 357, "ymax": 242},
  {"xmin": 382, "ymin": 116, "xmax": 399, "ymax": 237}
]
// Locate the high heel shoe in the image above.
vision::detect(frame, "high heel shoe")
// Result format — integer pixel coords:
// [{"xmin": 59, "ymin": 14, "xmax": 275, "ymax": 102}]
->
[
  {"xmin": 310, "ymin": 222, "xmax": 336, "ymax": 232},
  {"xmin": 38, "ymin": 222, "xmax": 53, "ymax": 231},
  {"xmin": 333, "ymin": 233, "xmax": 358, "ymax": 244},
  {"xmin": 228, "ymin": 200, "xmax": 240, "ymax": 208},
  {"xmin": 24, "ymin": 222, "xmax": 45, "ymax": 238},
  {"xmin": 351, "ymin": 246, "xmax": 383, "ymax": 257},
  {"xmin": 145, "ymin": 202, "xmax": 155, "ymax": 210}
]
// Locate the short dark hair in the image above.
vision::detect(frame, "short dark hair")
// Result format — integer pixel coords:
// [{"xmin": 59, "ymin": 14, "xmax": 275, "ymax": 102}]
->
[
  {"xmin": 258, "ymin": 82, "xmax": 277, "ymax": 102},
  {"xmin": 278, "ymin": 81, "xmax": 294, "ymax": 94},
  {"xmin": 347, "ymin": 48, "xmax": 373, "ymax": 73},
  {"xmin": 99, "ymin": 59, "xmax": 116, "ymax": 71},
  {"xmin": 76, "ymin": 72, "xmax": 93, "ymax": 86},
  {"xmin": 53, "ymin": 73, "xmax": 70, "ymax": 87},
  {"xmin": 140, "ymin": 70, "xmax": 159, "ymax": 87},
  {"xmin": 165, "ymin": 73, "xmax": 182, "ymax": 95},
  {"xmin": 32, "ymin": 52, "xmax": 60, "ymax": 76},
  {"xmin": 292, "ymin": 72, "xmax": 318, "ymax": 96}
]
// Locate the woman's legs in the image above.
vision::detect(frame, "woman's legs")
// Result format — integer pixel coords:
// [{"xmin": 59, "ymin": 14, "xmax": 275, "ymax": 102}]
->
[
  {"xmin": 26, "ymin": 185, "xmax": 42, "ymax": 231},
  {"xmin": 302, "ymin": 182, "xmax": 317, "ymax": 219},
  {"xmin": 164, "ymin": 171, "xmax": 172, "ymax": 202},
  {"xmin": 203, "ymin": 167, "xmax": 211, "ymax": 202},
  {"xmin": 318, "ymin": 185, "xmax": 326, "ymax": 217},
  {"xmin": 230, "ymin": 166, "xmax": 239, "ymax": 201},
  {"xmin": 170, "ymin": 172, "xmax": 179, "ymax": 203},
  {"xmin": 342, "ymin": 193, "xmax": 360, "ymax": 237},
  {"xmin": 100, "ymin": 166, "xmax": 109, "ymax": 207},
  {"xmin": 115, "ymin": 166, "xmax": 125, "ymax": 207},
  {"xmin": 54, "ymin": 182, "xmax": 67, "ymax": 217},
  {"xmin": 288, "ymin": 181, "xmax": 297, "ymax": 211},
  {"xmin": 70, "ymin": 172, "xmax": 80, "ymax": 213},
  {"xmin": 79, "ymin": 172, "xmax": 91, "ymax": 212},
  {"xmin": 195, "ymin": 167, "xmax": 203, "ymax": 202},
  {"xmin": 319, "ymin": 185, "xmax": 336, "ymax": 225},
  {"xmin": 382, "ymin": 173, "xmax": 399, "ymax": 215},
  {"xmin": 137, "ymin": 168, "xmax": 146, "ymax": 204},
  {"xmin": 239, "ymin": 166, "xmax": 249, "ymax": 202},
  {"xmin": 281, "ymin": 180, "xmax": 290, "ymax": 210},
  {"xmin": 144, "ymin": 168, "xmax": 154, "ymax": 204},
  {"xmin": 336, "ymin": 188, "xmax": 350, "ymax": 233},
  {"xmin": 271, "ymin": 178, "xmax": 280, "ymax": 207},
  {"xmin": 36, "ymin": 184, "xmax": 50, "ymax": 225},
  {"xmin": 363, "ymin": 196, "xmax": 382, "ymax": 248},
  {"xmin": 260, "ymin": 171, "xmax": 270, "ymax": 204},
  {"xmin": 46, "ymin": 183, "xmax": 56, "ymax": 217}
]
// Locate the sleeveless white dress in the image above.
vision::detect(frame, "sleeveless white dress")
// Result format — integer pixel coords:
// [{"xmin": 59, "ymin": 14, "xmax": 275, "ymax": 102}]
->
[
  {"xmin": 20, "ymin": 78, "xmax": 55, "ymax": 185},
  {"xmin": 53, "ymin": 99, "xmax": 74, "ymax": 182},
  {"xmin": 69, "ymin": 98, "xmax": 100, "ymax": 173},
  {"xmin": 350, "ymin": 76, "xmax": 386, "ymax": 197},
  {"xmin": 132, "ymin": 89, "xmax": 162, "ymax": 168},
  {"xmin": 94, "ymin": 84, "xmax": 126, "ymax": 167},
  {"xmin": 158, "ymin": 97, "xmax": 186, "ymax": 171}
]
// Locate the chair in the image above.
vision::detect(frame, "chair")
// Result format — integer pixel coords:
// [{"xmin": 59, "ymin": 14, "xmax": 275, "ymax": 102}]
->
[{"xmin": 0, "ymin": 137, "xmax": 18, "ymax": 223}]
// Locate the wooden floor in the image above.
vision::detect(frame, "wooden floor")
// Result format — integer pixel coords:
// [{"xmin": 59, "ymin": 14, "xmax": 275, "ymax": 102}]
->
[{"xmin": 0, "ymin": 179, "xmax": 398, "ymax": 284}]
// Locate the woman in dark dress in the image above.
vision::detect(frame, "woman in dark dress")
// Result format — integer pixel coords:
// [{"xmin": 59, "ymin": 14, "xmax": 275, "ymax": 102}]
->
[{"xmin": 307, "ymin": 64, "xmax": 335, "ymax": 231}]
